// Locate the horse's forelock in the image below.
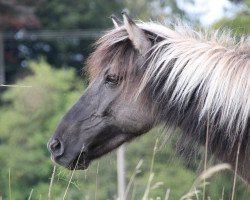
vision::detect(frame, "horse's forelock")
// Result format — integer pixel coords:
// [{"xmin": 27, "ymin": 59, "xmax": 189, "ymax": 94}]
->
[{"xmin": 86, "ymin": 28, "xmax": 138, "ymax": 80}]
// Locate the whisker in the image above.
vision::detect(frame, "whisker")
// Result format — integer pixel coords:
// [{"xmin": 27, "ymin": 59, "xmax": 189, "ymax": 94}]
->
[
  {"xmin": 0, "ymin": 84, "xmax": 32, "ymax": 88},
  {"xmin": 62, "ymin": 145, "xmax": 85, "ymax": 200}
]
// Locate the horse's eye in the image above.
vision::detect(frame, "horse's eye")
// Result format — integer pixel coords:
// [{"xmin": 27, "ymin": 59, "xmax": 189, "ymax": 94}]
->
[{"xmin": 105, "ymin": 74, "xmax": 119, "ymax": 86}]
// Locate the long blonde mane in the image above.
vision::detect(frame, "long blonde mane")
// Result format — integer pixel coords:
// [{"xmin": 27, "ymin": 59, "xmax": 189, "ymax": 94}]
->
[
  {"xmin": 140, "ymin": 23, "xmax": 250, "ymax": 143},
  {"xmin": 88, "ymin": 21, "xmax": 250, "ymax": 150}
]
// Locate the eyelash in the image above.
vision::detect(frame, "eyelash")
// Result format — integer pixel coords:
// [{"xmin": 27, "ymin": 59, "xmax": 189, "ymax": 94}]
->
[{"xmin": 105, "ymin": 74, "xmax": 119, "ymax": 86}]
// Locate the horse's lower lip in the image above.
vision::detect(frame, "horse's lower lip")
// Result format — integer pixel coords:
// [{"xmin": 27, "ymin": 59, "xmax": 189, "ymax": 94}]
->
[
  {"xmin": 68, "ymin": 162, "xmax": 89, "ymax": 170},
  {"xmin": 68, "ymin": 153, "xmax": 90, "ymax": 170}
]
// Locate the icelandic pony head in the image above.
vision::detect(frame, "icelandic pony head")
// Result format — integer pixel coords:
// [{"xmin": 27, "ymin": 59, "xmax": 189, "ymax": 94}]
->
[
  {"xmin": 47, "ymin": 13, "xmax": 157, "ymax": 170},
  {"xmin": 48, "ymin": 13, "xmax": 250, "ymax": 183}
]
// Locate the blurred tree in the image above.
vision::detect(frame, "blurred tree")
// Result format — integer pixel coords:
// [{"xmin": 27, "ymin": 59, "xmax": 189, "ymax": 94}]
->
[
  {"xmin": 0, "ymin": 59, "xmax": 82, "ymax": 199},
  {"xmin": 3, "ymin": 0, "xmax": 126, "ymax": 83},
  {"xmin": 36, "ymin": 0, "xmax": 123, "ymax": 29},
  {"xmin": 36, "ymin": 0, "xmax": 187, "ymax": 29},
  {"xmin": 0, "ymin": 0, "xmax": 42, "ymax": 31},
  {"xmin": 213, "ymin": 0, "xmax": 250, "ymax": 35},
  {"xmin": 3, "ymin": 0, "xmax": 188, "ymax": 84},
  {"xmin": 123, "ymin": 0, "xmax": 186, "ymax": 21},
  {"xmin": 230, "ymin": 0, "xmax": 244, "ymax": 2}
]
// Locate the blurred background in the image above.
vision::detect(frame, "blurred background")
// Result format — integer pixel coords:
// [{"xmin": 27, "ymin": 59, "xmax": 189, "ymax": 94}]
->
[{"xmin": 0, "ymin": 0, "xmax": 250, "ymax": 199}]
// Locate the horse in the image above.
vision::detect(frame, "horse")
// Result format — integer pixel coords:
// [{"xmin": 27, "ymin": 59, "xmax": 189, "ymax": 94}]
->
[{"xmin": 48, "ymin": 13, "xmax": 250, "ymax": 183}]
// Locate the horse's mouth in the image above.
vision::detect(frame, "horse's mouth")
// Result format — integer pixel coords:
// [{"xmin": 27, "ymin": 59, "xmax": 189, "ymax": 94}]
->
[{"xmin": 67, "ymin": 134, "xmax": 129, "ymax": 170}]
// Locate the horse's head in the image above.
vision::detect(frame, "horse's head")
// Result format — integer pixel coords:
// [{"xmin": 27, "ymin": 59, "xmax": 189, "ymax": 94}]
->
[{"xmin": 47, "ymin": 14, "xmax": 156, "ymax": 170}]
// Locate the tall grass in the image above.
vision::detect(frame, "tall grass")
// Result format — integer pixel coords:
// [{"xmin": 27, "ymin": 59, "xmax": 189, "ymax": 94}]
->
[
  {"xmin": 231, "ymin": 141, "xmax": 241, "ymax": 200},
  {"xmin": 0, "ymin": 84, "xmax": 32, "ymax": 88},
  {"xmin": 48, "ymin": 165, "xmax": 56, "ymax": 200},
  {"xmin": 63, "ymin": 145, "xmax": 85, "ymax": 200},
  {"xmin": 142, "ymin": 139, "xmax": 159, "ymax": 200},
  {"xmin": 52, "ymin": 143, "xmax": 235, "ymax": 200},
  {"xmin": 3, "ymin": 151, "xmax": 238, "ymax": 199},
  {"xmin": 180, "ymin": 164, "xmax": 231, "ymax": 200},
  {"xmin": 2, "ymin": 136, "xmax": 243, "ymax": 200}
]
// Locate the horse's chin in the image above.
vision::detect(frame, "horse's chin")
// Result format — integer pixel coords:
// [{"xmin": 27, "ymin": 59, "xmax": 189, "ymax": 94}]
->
[
  {"xmin": 67, "ymin": 152, "xmax": 91, "ymax": 170},
  {"xmin": 62, "ymin": 145, "xmax": 109, "ymax": 170},
  {"xmin": 51, "ymin": 153, "xmax": 90, "ymax": 170},
  {"xmin": 66, "ymin": 148, "xmax": 107, "ymax": 170},
  {"xmin": 67, "ymin": 161, "xmax": 90, "ymax": 170}
]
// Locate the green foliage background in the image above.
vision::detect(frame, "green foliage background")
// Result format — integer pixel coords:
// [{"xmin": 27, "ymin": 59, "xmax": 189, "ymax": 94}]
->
[
  {"xmin": 0, "ymin": 60, "xmax": 81, "ymax": 199},
  {"xmin": 0, "ymin": 0, "xmax": 250, "ymax": 199},
  {"xmin": 213, "ymin": 0, "xmax": 250, "ymax": 35}
]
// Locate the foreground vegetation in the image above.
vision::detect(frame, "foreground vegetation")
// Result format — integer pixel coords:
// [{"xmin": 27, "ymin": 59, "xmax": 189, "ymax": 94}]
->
[{"xmin": 0, "ymin": 60, "xmax": 250, "ymax": 199}]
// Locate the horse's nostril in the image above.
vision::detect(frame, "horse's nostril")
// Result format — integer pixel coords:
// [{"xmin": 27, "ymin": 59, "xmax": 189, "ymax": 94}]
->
[
  {"xmin": 48, "ymin": 138, "xmax": 64, "ymax": 157},
  {"xmin": 52, "ymin": 139, "xmax": 61, "ymax": 150}
]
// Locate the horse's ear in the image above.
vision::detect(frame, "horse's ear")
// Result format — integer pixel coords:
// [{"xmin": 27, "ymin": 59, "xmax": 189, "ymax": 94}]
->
[
  {"xmin": 122, "ymin": 12, "xmax": 151, "ymax": 55},
  {"xmin": 111, "ymin": 15, "xmax": 123, "ymax": 29}
]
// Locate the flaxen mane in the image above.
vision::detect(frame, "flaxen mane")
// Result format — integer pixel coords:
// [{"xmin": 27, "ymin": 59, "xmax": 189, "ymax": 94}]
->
[{"xmin": 87, "ymin": 21, "xmax": 250, "ymax": 158}]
